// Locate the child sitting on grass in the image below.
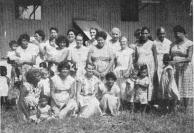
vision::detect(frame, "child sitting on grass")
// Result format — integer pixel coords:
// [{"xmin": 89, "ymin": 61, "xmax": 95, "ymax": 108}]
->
[
  {"xmin": 0, "ymin": 66, "xmax": 10, "ymax": 110},
  {"xmin": 30, "ymin": 96, "xmax": 52, "ymax": 123},
  {"xmin": 158, "ymin": 54, "xmax": 180, "ymax": 114},
  {"xmin": 134, "ymin": 65, "xmax": 149, "ymax": 113}
]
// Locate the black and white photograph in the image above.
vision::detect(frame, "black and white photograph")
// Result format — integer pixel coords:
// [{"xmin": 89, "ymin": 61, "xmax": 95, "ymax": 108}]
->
[{"xmin": 0, "ymin": 0, "xmax": 193, "ymax": 132}]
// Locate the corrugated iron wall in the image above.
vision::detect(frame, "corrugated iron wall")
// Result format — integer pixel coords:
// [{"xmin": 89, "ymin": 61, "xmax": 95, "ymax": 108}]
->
[{"xmin": 0, "ymin": 0, "xmax": 193, "ymax": 57}]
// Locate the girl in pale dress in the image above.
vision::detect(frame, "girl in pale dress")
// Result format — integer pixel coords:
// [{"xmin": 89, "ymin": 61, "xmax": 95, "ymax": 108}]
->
[
  {"xmin": 114, "ymin": 36, "xmax": 134, "ymax": 108},
  {"xmin": 69, "ymin": 34, "xmax": 89, "ymax": 78},
  {"xmin": 100, "ymin": 72, "xmax": 120, "ymax": 116},
  {"xmin": 134, "ymin": 65, "xmax": 149, "ymax": 113},
  {"xmin": 88, "ymin": 31, "xmax": 115, "ymax": 80},
  {"xmin": 158, "ymin": 54, "xmax": 180, "ymax": 114},
  {"xmin": 0, "ymin": 66, "xmax": 10, "ymax": 109},
  {"xmin": 77, "ymin": 63, "xmax": 103, "ymax": 118},
  {"xmin": 135, "ymin": 27, "xmax": 158, "ymax": 104},
  {"xmin": 85, "ymin": 27, "xmax": 98, "ymax": 47},
  {"xmin": 50, "ymin": 61, "xmax": 78, "ymax": 119},
  {"xmin": 170, "ymin": 25, "xmax": 193, "ymax": 112},
  {"xmin": 154, "ymin": 27, "xmax": 172, "ymax": 82}
]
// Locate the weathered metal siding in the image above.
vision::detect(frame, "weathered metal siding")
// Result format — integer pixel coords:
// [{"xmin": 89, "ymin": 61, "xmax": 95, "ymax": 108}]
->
[{"xmin": 0, "ymin": 0, "xmax": 192, "ymax": 57}]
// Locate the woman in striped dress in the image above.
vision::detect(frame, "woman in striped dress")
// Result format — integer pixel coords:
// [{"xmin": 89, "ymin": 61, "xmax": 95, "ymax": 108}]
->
[{"xmin": 170, "ymin": 25, "xmax": 193, "ymax": 112}]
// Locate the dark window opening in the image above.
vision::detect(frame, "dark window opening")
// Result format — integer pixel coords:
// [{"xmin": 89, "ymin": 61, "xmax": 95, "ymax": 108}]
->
[
  {"xmin": 15, "ymin": 0, "xmax": 42, "ymax": 20},
  {"xmin": 120, "ymin": 0, "xmax": 139, "ymax": 21}
]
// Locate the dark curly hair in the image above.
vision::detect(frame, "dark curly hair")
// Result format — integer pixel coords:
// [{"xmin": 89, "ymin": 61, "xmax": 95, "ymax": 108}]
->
[
  {"xmin": 57, "ymin": 61, "xmax": 71, "ymax": 72},
  {"xmin": 0, "ymin": 66, "xmax": 7, "ymax": 76},
  {"xmin": 17, "ymin": 33, "xmax": 30, "ymax": 46},
  {"xmin": 35, "ymin": 29, "xmax": 45, "ymax": 41},
  {"xmin": 96, "ymin": 31, "xmax": 107, "ymax": 40},
  {"xmin": 67, "ymin": 29, "xmax": 77, "ymax": 36},
  {"xmin": 56, "ymin": 35, "xmax": 69, "ymax": 47},
  {"xmin": 173, "ymin": 25, "xmax": 186, "ymax": 34},
  {"xmin": 25, "ymin": 69, "xmax": 41, "ymax": 86},
  {"xmin": 49, "ymin": 27, "xmax": 58, "ymax": 33},
  {"xmin": 105, "ymin": 72, "xmax": 117, "ymax": 81},
  {"xmin": 9, "ymin": 40, "xmax": 18, "ymax": 48}
]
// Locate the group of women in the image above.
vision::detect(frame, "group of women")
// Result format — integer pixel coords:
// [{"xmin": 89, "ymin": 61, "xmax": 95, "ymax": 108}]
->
[{"xmin": 4, "ymin": 25, "xmax": 193, "ymax": 122}]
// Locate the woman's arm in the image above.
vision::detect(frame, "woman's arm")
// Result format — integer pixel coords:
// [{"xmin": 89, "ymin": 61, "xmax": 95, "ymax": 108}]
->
[
  {"xmin": 123, "ymin": 54, "xmax": 133, "ymax": 78},
  {"xmin": 152, "ymin": 44, "xmax": 158, "ymax": 71},
  {"xmin": 101, "ymin": 54, "xmax": 115, "ymax": 77}
]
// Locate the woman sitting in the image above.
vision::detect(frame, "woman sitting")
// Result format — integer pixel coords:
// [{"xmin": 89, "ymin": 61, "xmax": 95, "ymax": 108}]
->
[
  {"xmin": 100, "ymin": 72, "xmax": 120, "ymax": 116},
  {"xmin": 17, "ymin": 69, "xmax": 41, "ymax": 122},
  {"xmin": 50, "ymin": 61, "xmax": 78, "ymax": 119},
  {"xmin": 77, "ymin": 63, "xmax": 103, "ymax": 118}
]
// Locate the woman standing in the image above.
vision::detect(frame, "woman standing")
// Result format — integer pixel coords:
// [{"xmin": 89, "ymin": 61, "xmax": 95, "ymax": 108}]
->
[
  {"xmin": 135, "ymin": 27, "xmax": 158, "ymax": 103},
  {"xmin": 16, "ymin": 34, "xmax": 39, "ymax": 80},
  {"xmin": 50, "ymin": 61, "xmax": 78, "ymax": 119},
  {"xmin": 69, "ymin": 34, "xmax": 89, "ymax": 78},
  {"xmin": 34, "ymin": 30, "xmax": 46, "ymax": 67},
  {"xmin": 77, "ymin": 63, "xmax": 102, "ymax": 118},
  {"xmin": 67, "ymin": 29, "xmax": 77, "ymax": 50},
  {"xmin": 88, "ymin": 31, "xmax": 114, "ymax": 80},
  {"xmin": 85, "ymin": 27, "xmax": 98, "ymax": 47},
  {"xmin": 154, "ymin": 27, "xmax": 172, "ymax": 82},
  {"xmin": 170, "ymin": 25, "xmax": 193, "ymax": 111},
  {"xmin": 114, "ymin": 36, "xmax": 134, "ymax": 103}
]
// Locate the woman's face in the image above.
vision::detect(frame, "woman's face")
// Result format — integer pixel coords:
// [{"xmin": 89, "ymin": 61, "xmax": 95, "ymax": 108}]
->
[
  {"xmin": 68, "ymin": 31, "xmax": 76, "ymax": 42},
  {"xmin": 111, "ymin": 30, "xmax": 120, "ymax": 41},
  {"xmin": 76, "ymin": 35, "xmax": 83, "ymax": 48},
  {"xmin": 34, "ymin": 33, "xmax": 42, "ymax": 42},
  {"xmin": 174, "ymin": 32, "xmax": 184, "ymax": 41},
  {"xmin": 21, "ymin": 39, "xmax": 28, "ymax": 49},
  {"xmin": 11, "ymin": 43, "xmax": 18, "ymax": 51},
  {"xmin": 50, "ymin": 30, "xmax": 58, "ymax": 39},
  {"xmin": 60, "ymin": 68, "xmax": 70, "ymax": 78},
  {"xmin": 107, "ymin": 78, "xmax": 115, "ymax": 88},
  {"xmin": 120, "ymin": 37, "xmax": 127, "ymax": 50},
  {"xmin": 85, "ymin": 65, "xmax": 94, "ymax": 77},
  {"xmin": 90, "ymin": 29, "xmax": 97, "ymax": 39},
  {"xmin": 157, "ymin": 29, "xmax": 166, "ymax": 42},
  {"xmin": 97, "ymin": 37, "xmax": 105, "ymax": 48},
  {"xmin": 58, "ymin": 41, "xmax": 67, "ymax": 49},
  {"xmin": 141, "ymin": 29, "xmax": 150, "ymax": 41}
]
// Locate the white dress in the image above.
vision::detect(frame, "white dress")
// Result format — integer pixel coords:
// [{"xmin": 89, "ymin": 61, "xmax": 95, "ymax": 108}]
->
[
  {"xmin": 136, "ymin": 40, "xmax": 155, "ymax": 101},
  {"xmin": 0, "ymin": 76, "xmax": 9, "ymax": 96},
  {"xmin": 51, "ymin": 75, "xmax": 77, "ymax": 118},
  {"xmin": 114, "ymin": 47, "xmax": 134, "ymax": 78},
  {"xmin": 69, "ymin": 46, "xmax": 89, "ymax": 77},
  {"xmin": 154, "ymin": 38, "xmax": 171, "ymax": 82},
  {"xmin": 38, "ymin": 78, "xmax": 51, "ymax": 97},
  {"xmin": 77, "ymin": 75, "xmax": 102, "ymax": 118}
]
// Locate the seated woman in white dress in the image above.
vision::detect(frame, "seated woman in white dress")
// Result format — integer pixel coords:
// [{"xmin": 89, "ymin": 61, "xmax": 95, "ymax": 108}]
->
[
  {"xmin": 100, "ymin": 72, "xmax": 120, "ymax": 116},
  {"xmin": 50, "ymin": 61, "xmax": 78, "ymax": 119},
  {"xmin": 17, "ymin": 69, "xmax": 41, "ymax": 122},
  {"xmin": 77, "ymin": 63, "xmax": 103, "ymax": 118}
]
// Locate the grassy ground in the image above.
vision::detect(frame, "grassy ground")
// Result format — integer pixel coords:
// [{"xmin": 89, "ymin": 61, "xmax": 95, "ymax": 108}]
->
[{"xmin": 1, "ymin": 108, "xmax": 194, "ymax": 133}]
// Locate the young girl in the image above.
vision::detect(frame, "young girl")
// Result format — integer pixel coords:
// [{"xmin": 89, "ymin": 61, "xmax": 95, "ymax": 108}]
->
[
  {"xmin": 38, "ymin": 68, "xmax": 51, "ymax": 98},
  {"xmin": 158, "ymin": 54, "xmax": 180, "ymax": 114},
  {"xmin": 30, "ymin": 96, "xmax": 52, "ymax": 123},
  {"xmin": 7, "ymin": 40, "xmax": 20, "ymax": 82},
  {"xmin": 134, "ymin": 65, "xmax": 149, "ymax": 113},
  {"xmin": 0, "ymin": 66, "xmax": 10, "ymax": 109}
]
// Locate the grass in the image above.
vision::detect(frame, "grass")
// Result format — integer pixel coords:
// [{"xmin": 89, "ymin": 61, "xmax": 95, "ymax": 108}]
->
[{"xmin": 1, "ymin": 108, "xmax": 194, "ymax": 133}]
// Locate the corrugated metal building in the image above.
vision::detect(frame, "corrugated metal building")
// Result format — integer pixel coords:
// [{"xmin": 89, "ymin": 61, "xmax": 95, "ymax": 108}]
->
[{"xmin": 0, "ymin": 0, "xmax": 193, "ymax": 57}]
